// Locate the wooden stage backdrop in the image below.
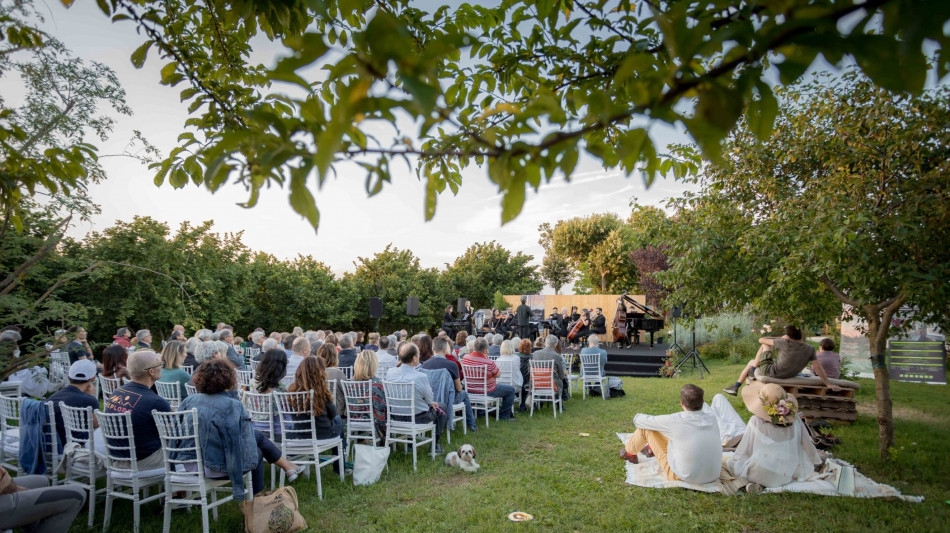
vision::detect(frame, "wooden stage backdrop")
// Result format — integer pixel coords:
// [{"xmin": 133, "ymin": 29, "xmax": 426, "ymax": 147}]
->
[{"xmin": 502, "ymin": 294, "xmax": 650, "ymax": 341}]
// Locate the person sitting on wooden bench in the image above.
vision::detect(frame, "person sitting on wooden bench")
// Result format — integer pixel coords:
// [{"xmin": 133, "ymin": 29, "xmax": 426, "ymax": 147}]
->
[{"xmin": 723, "ymin": 325, "xmax": 840, "ymax": 396}]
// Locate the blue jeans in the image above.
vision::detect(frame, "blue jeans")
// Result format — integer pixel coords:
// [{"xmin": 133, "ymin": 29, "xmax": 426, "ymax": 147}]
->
[
  {"xmin": 251, "ymin": 429, "xmax": 282, "ymax": 495},
  {"xmin": 454, "ymin": 390, "xmax": 478, "ymax": 431},
  {"xmin": 487, "ymin": 384, "xmax": 516, "ymax": 419}
]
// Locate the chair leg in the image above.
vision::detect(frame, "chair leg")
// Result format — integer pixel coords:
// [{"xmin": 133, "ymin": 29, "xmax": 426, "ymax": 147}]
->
[
  {"xmin": 202, "ymin": 502, "xmax": 211, "ymax": 533},
  {"xmin": 338, "ymin": 443, "xmax": 344, "ymax": 482},
  {"xmin": 103, "ymin": 482, "xmax": 114, "ymax": 532},
  {"xmin": 162, "ymin": 484, "xmax": 172, "ymax": 533},
  {"xmin": 412, "ymin": 440, "xmax": 418, "ymax": 471},
  {"xmin": 210, "ymin": 487, "xmax": 218, "ymax": 520},
  {"xmin": 133, "ymin": 498, "xmax": 141, "ymax": 533},
  {"xmin": 87, "ymin": 481, "xmax": 96, "ymax": 528}
]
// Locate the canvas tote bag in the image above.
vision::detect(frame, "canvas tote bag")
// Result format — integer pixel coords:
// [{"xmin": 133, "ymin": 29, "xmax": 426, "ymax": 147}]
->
[
  {"xmin": 353, "ymin": 443, "xmax": 390, "ymax": 486},
  {"xmin": 242, "ymin": 486, "xmax": 307, "ymax": 533}
]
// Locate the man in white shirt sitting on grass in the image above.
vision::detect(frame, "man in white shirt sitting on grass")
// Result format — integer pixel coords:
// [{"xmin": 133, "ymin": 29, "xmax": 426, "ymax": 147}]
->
[{"xmin": 621, "ymin": 384, "xmax": 722, "ymax": 484}]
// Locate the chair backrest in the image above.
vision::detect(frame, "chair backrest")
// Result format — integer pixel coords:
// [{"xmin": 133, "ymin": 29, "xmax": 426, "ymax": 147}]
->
[
  {"xmin": 99, "ymin": 375, "xmax": 123, "ymax": 397},
  {"xmin": 382, "ymin": 381, "xmax": 418, "ymax": 423},
  {"xmin": 49, "ymin": 358, "xmax": 70, "ymax": 385},
  {"xmin": 272, "ymin": 390, "xmax": 317, "ymax": 442},
  {"xmin": 579, "ymin": 353, "xmax": 602, "ymax": 377},
  {"xmin": 237, "ymin": 370, "xmax": 255, "ymax": 391},
  {"xmin": 0, "ymin": 381, "xmax": 21, "ymax": 399},
  {"xmin": 530, "ymin": 359, "xmax": 556, "ymax": 391},
  {"xmin": 185, "ymin": 383, "xmax": 197, "ymax": 396},
  {"xmin": 249, "ymin": 359, "xmax": 260, "ymax": 374},
  {"xmin": 375, "ymin": 361, "xmax": 393, "ymax": 379},
  {"xmin": 497, "ymin": 359, "xmax": 517, "ymax": 388},
  {"xmin": 50, "ymin": 350, "xmax": 70, "ymax": 364},
  {"xmin": 182, "ymin": 365, "xmax": 194, "ymax": 376},
  {"xmin": 340, "ymin": 366, "xmax": 354, "ymax": 380},
  {"xmin": 279, "ymin": 376, "xmax": 294, "ymax": 389},
  {"xmin": 95, "ymin": 410, "xmax": 139, "ymax": 473},
  {"xmin": 241, "ymin": 390, "xmax": 275, "ymax": 436},
  {"xmin": 152, "ymin": 409, "xmax": 203, "ymax": 481},
  {"xmin": 341, "ymin": 380, "xmax": 373, "ymax": 423},
  {"xmin": 0, "ymin": 395, "xmax": 21, "ymax": 469},
  {"xmin": 563, "ymin": 353, "xmax": 575, "ymax": 375},
  {"xmin": 59, "ymin": 403, "xmax": 96, "ymax": 454},
  {"xmin": 245, "ymin": 348, "xmax": 260, "ymax": 365},
  {"xmin": 154, "ymin": 381, "xmax": 182, "ymax": 410},
  {"xmin": 461, "ymin": 364, "xmax": 489, "ymax": 396}
]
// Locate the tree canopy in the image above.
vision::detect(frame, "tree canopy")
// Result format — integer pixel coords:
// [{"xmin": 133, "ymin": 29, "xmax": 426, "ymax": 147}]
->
[
  {"xmin": 72, "ymin": 0, "xmax": 950, "ymax": 229},
  {"xmin": 660, "ymin": 70, "xmax": 950, "ymax": 458},
  {"xmin": 441, "ymin": 241, "xmax": 542, "ymax": 308}
]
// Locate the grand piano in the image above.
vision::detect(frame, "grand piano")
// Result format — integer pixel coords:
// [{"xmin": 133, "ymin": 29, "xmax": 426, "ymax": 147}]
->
[{"xmin": 618, "ymin": 294, "xmax": 665, "ymax": 348}]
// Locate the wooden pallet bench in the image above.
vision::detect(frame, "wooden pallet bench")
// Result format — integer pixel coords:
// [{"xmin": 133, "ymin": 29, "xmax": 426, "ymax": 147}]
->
[{"xmin": 749, "ymin": 372, "xmax": 860, "ymax": 423}]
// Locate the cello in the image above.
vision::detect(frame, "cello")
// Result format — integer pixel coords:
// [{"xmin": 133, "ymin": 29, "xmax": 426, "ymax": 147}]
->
[
  {"xmin": 612, "ymin": 298, "xmax": 627, "ymax": 343},
  {"xmin": 567, "ymin": 311, "xmax": 587, "ymax": 341}
]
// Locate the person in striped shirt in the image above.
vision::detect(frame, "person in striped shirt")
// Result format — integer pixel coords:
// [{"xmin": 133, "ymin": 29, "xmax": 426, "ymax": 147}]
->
[{"xmin": 462, "ymin": 337, "xmax": 516, "ymax": 420}]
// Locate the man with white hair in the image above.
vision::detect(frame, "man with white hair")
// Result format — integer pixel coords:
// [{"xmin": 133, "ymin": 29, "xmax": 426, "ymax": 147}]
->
[
  {"xmin": 285, "ymin": 337, "xmax": 310, "ymax": 379},
  {"xmin": 580, "ymin": 334, "xmax": 609, "ymax": 396},
  {"xmin": 385, "ymin": 335, "xmax": 399, "ymax": 358},
  {"xmin": 337, "ymin": 334, "xmax": 358, "ymax": 368},
  {"xmin": 217, "ymin": 328, "xmax": 246, "ymax": 370},
  {"xmin": 249, "ymin": 330, "xmax": 265, "ymax": 351},
  {"xmin": 195, "ymin": 329, "xmax": 213, "ymax": 342},
  {"xmin": 104, "ymin": 350, "xmax": 171, "ymax": 469},
  {"xmin": 194, "ymin": 340, "xmax": 221, "ymax": 364},
  {"xmin": 488, "ymin": 334, "xmax": 503, "ymax": 356},
  {"xmin": 532, "ymin": 335, "xmax": 568, "ymax": 401}
]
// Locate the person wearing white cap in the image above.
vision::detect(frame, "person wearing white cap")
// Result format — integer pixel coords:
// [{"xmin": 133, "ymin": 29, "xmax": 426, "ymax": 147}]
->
[{"xmin": 47, "ymin": 359, "xmax": 100, "ymax": 444}]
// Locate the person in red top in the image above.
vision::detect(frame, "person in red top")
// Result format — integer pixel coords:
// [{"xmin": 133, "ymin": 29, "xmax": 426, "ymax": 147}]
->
[{"xmin": 462, "ymin": 337, "xmax": 516, "ymax": 420}]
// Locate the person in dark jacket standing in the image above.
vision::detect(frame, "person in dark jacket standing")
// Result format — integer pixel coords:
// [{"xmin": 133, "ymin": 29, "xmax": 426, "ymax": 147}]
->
[{"xmin": 516, "ymin": 295, "xmax": 532, "ymax": 340}]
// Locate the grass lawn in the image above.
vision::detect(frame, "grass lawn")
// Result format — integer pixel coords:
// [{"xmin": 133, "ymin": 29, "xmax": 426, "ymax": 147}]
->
[{"xmin": 71, "ymin": 360, "xmax": 950, "ymax": 532}]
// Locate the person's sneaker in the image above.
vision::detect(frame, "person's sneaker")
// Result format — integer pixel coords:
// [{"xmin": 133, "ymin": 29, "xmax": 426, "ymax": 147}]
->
[
  {"xmin": 640, "ymin": 445, "xmax": 654, "ymax": 458},
  {"xmin": 723, "ymin": 383, "xmax": 740, "ymax": 396},
  {"xmin": 745, "ymin": 482, "xmax": 764, "ymax": 494},
  {"xmin": 619, "ymin": 448, "xmax": 638, "ymax": 464},
  {"xmin": 434, "ymin": 443, "xmax": 444, "ymax": 455}
]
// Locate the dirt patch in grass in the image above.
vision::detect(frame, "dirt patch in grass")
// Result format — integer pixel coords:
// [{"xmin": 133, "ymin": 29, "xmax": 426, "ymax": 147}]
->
[{"xmin": 856, "ymin": 402, "xmax": 948, "ymax": 425}]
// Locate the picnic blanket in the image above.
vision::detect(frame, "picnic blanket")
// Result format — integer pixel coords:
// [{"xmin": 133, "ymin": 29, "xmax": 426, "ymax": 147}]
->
[{"xmin": 615, "ymin": 433, "xmax": 922, "ymax": 502}]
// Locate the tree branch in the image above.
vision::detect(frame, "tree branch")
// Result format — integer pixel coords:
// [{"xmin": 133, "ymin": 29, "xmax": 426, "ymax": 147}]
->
[
  {"xmin": 0, "ymin": 213, "xmax": 72, "ymax": 295},
  {"xmin": 820, "ymin": 274, "xmax": 860, "ymax": 308}
]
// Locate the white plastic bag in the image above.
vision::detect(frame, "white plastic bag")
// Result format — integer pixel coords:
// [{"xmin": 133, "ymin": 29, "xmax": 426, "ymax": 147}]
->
[{"xmin": 352, "ymin": 444, "xmax": 390, "ymax": 486}]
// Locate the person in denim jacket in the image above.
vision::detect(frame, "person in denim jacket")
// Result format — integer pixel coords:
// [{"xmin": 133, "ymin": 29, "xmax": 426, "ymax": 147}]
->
[{"xmin": 178, "ymin": 360, "xmax": 304, "ymax": 500}]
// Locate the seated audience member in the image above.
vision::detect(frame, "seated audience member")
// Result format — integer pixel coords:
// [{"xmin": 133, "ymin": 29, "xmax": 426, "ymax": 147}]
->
[
  {"xmin": 248, "ymin": 330, "xmax": 265, "ymax": 354},
  {"xmin": 580, "ymin": 334, "xmax": 608, "ymax": 394},
  {"xmin": 453, "ymin": 331, "xmax": 467, "ymax": 356},
  {"xmin": 386, "ymin": 343, "xmax": 446, "ymax": 454},
  {"xmin": 415, "ymin": 334, "xmax": 434, "ymax": 364},
  {"xmin": 47, "ymin": 359, "xmax": 100, "ymax": 444},
  {"xmin": 180, "ymin": 360, "xmax": 303, "ymax": 500},
  {"xmin": 623, "ymin": 384, "xmax": 722, "ymax": 484},
  {"xmin": 337, "ymin": 334, "xmax": 358, "ymax": 368},
  {"xmin": 324, "ymin": 334, "xmax": 338, "ymax": 353},
  {"xmin": 217, "ymin": 328, "xmax": 246, "ymax": 370},
  {"xmin": 812, "ymin": 338, "xmax": 841, "ymax": 380},
  {"xmin": 194, "ymin": 340, "xmax": 222, "ymax": 365},
  {"xmin": 726, "ymin": 382, "xmax": 821, "ymax": 491},
  {"xmin": 134, "ymin": 329, "xmax": 152, "ymax": 350},
  {"xmin": 422, "ymin": 337, "xmax": 477, "ymax": 432},
  {"xmin": 364, "ymin": 332, "xmax": 380, "ymax": 352},
  {"xmin": 531, "ymin": 335, "xmax": 568, "ymax": 401},
  {"xmin": 287, "ymin": 356, "xmax": 344, "ymax": 441},
  {"xmin": 516, "ymin": 339, "xmax": 534, "ymax": 411},
  {"xmin": 286, "ymin": 337, "xmax": 310, "ymax": 379},
  {"xmin": 354, "ymin": 331, "xmax": 365, "ymax": 351},
  {"xmin": 385, "ymin": 335, "xmax": 399, "ymax": 358},
  {"xmin": 66, "ymin": 326, "xmax": 93, "ymax": 364},
  {"xmin": 353, "ymin": 350, "xmax": 388, "ymax": 441},
  {"xmin": 183, "ymin": 337, "xmax": 200, "ymax": 368},
  {"xmin": 255, "ymin": 348, "xmax": 289, "ymax": 394},
  {"xmin": 532, "ymin": 335, "xmax": 545, "ymax": 352},
  {"xmin": 462, "ymin": 337, "xmax": 516, "ymax": 420},
  {"xmin": 157, "ymin": 340, "xmax": 191, "ymax": 399},
  {"xmin": 725, "ymin": 325, "xmax": 839, "ymax": 396},
  {"xmin": 101, "ymin": 344, "xmax": 130, "ymax": 381},
  {"xmin": 487, "ymin": 334, "xmax": 503, "ymax": 357},
  {"xmin": 317, "ymin": 343, "xmax": 347, "ymax": 410},
  {"xmin": 375, "ymin": 336, "xmax": 397, "ymax": 366},
  {"xmin": 195, "ymin": 328, "xmax": 213, "ymax": 342},
  {"xmin": 292, "ymin": 326, "xmax": 304, "ymax": 337},
  {"xmin": 282, "ymin": 335, "xmax": 297, "ymax": 357},
  {"xmin": 112, "ymin": 327, "xmax": 133, "ymax": 348},
  {"xmin": 0, "ymin": 467, "xmax": 86, "ymax": 532},
  {"xmin": 103, "ymin": 350, "xmax": 171, "ymax": 469},
  {"xmin": 496, "ymin": 339, "xmax": 523, "ymax": 391}
]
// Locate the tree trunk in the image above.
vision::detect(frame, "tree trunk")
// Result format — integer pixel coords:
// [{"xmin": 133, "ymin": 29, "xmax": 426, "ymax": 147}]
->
[{"xmin": 867, "ymin": 317, "xmax": 895, "ymax": 460}]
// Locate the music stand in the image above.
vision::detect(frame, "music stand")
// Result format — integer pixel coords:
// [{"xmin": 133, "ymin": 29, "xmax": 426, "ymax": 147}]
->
[
  {"xmin": 668, "ymin": 315, "xmax": 687, "ymax": 358},
  {"xmin": 674, "ymin": 319, "xmax": 710, "ymax": 378}
]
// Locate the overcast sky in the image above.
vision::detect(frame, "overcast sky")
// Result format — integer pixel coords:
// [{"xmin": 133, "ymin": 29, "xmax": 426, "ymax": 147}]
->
[{"xmin": 13, "ymin": 2, "xmax": 700, "ymax": 285}]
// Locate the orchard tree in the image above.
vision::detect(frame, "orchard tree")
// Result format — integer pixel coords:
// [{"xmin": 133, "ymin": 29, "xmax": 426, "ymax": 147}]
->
[
  {"xmin": 662, "ymin": 71, "xmax": 950, "ymax": 460},
  {"xmin": 548, "ymin": 213, "xmax": 637, "ymax": 293},
  {"xmin": 629, "ymin": 246, "xmax": 670, "ymax": 307},
  {"xmin": 86, "ymin": 0, "xmax": 947, "ymax": 229},
  {"xmin": 441, "ymin": 241, "xmax": 542, "ymax": 308},
  {"xmin": 540, "ymin": 253, "xmax": 573, "ymax": 295}
]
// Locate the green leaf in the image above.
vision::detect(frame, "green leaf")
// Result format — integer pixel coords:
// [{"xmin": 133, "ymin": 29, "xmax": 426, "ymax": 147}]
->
[
  {"xmin": 130, "ymin": 40, "xmax": 153, "ymax": 68},
  {"xmin": 289, "ymin": 162, "xmax": 319, "ymax": 229},
  {"xmin": 747, "ymin": 81, "xmax": 778, "ymax": 141},
  {"xmin": 160, "ymin": 62, "xmax": 179, "ymax": 85}
]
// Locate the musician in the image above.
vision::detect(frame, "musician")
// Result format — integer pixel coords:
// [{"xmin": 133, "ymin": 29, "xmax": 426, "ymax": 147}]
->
[
  {"xmin": 591, "ymin": 307, "xmax": 607, "ymax": 335},
  {"xmin": 569, "ymin": 309, "xmax": 592, "ymax": 347},
  {"xmin": 516, "ymin": 295, "xmax": 532, "ymax": 339},
  {"xmin": 461, "ymin": 300, "xmax": 474, "ymax": 333},
  {"xmin": 548, "ymin": 308, "xmax": 563, "ymax": 337},
  {"xmin": 497, "ymin": 311, "xmax": 513, "ymax": 338},
  {"xmin": 443, "ymin": 305, "xmax": 456, "ymax": 338},
  {"xmin": 484, "ymin": 308, "xmax": 502, "ymax": 333},
  {"xmin": 570, "ymin": 306, "xmax": 581, "ymax": 323}
]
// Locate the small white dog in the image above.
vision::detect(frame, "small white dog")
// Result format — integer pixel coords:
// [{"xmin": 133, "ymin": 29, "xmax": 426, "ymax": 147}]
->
[{"xmin": 444, "ymin": 444, "xmax": 480, "ymax": 473}]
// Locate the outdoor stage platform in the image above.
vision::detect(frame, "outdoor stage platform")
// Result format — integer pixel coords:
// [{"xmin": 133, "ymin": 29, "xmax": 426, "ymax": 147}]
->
[{"xmin": 602, "ymin": 342, "xmax": 669, "ymax": 378}]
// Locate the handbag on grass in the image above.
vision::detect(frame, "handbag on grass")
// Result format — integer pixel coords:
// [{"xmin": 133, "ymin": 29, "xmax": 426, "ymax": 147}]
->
[
  {"xmin": 241, "ymin": 486, "xmax": 307, "ymax": 533},
  {"xmin": 353, "ymin": 443, "xmax": 390, "ymax": 486}
]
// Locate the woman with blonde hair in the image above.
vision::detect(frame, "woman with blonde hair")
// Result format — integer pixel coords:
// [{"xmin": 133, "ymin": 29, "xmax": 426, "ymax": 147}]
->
[
  {"xmin": 157, "ymin": 340, "xmax": 191, "ymax": 398},
  {"xmin": 353, "ymin": 350, "xmax": 386, "ymax": 441}
]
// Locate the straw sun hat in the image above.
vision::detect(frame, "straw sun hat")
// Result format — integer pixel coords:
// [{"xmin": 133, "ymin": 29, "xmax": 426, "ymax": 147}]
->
[{"xmin": 741, "ymin": 381, "xmax": 799, "ymax": 426}]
